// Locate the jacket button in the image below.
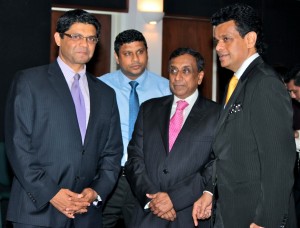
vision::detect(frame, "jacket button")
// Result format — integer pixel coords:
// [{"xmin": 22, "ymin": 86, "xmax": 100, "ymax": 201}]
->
[
  {"xmin": 163, "ymin": 169, "xmax": 168, "ymax": 174},
  {"xmin": 82, "ymin": 150, "xmax": 85, "ymax": 155}
]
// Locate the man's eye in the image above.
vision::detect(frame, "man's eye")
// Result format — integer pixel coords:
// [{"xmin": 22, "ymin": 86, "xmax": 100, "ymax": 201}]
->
[
  {"xmin": 182, "ymin": 68, "xmax": 191, "ymax": 74},
  {"xmin": 223, "ymin": 37, "xmax": 232, "ymax": 42},
  {"xmin": 169, "ymin": 68, "xmax": 178, "ymax": 74},
  {"xmin": 87, "ymin": 37, "xmax": 97, "ymax": 42},
  {"xmin": 71, "ymin": 34, "xmax": 81, "ymax": 40}
]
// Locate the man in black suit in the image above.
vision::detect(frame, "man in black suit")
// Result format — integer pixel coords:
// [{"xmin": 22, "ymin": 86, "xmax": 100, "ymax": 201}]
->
[
  {"xmin": 125, "ymin": 48, "xmax": 220, "ymax": 227},
  {"xmin": 284, "ymin": 65, "xmax": 300, "ymax": 227},
  {"xmin": 5, "ymin": 9, "xmax": 122, "ymax": 227},
  {"xmin": 192, "ymin": 3, "xmax": 297, "ymax": 228}
]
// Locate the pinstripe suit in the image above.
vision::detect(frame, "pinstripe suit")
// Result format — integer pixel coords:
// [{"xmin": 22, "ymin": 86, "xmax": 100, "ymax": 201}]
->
[
  {"xmin": 212, "ymin": 57, "xmax": 297, "ymax": 227},
  {"xmin": 5, "ymin": 61, "xmax": 123, "ymax": 227},
  {"xmin": 125, "ymin": 94, "xmax": 220, "ymax": 227}
]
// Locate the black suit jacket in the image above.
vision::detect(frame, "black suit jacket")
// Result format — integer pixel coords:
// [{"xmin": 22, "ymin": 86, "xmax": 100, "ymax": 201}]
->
[
  {"xmin": 212, "ymin": 57, "xmax": 297, "ymax": 227},
  {"xmin": 5, "ymin": 61, "xmax": 123, "ymax": 227},
  {"xmin": 125, "ymin": 94, "xmax": 220, "ymax": 228}
]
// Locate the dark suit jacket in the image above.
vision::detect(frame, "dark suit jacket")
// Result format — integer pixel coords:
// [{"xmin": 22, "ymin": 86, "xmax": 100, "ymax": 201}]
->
[
  {"xmin": 125, "ymin": 94, "xmax": 220, "ymax": 228},
  {"xmin": 5, "ymin": 61, "xmax": 123, "ymax": 227},
  {"xmin": 211, "ymin": 57, "xmax": 297, "ymax": 227}
]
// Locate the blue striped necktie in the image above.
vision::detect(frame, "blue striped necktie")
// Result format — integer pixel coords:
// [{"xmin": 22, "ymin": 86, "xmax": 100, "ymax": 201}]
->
[{"xmin": 129, "ymin": 81, "xmax": 139, "ymax": 139}]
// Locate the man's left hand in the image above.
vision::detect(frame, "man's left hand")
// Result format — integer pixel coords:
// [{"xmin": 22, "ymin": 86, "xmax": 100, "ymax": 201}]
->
[
  {"xmin": 69, "ymin": 188, "xmax": 98, "ymax": 214},
  {"xmin": 146, "ymin": 192, "xmax": 173, "ymax": 217}
]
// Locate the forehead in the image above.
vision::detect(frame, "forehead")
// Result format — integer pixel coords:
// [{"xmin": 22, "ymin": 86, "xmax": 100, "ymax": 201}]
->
[
  {"xmin": 287, "ymin": 80, "xmax": 297, "ymax": 88},
  {"xmin": 67, "ymin": 22, "xmax": 96, "ymax": 34},
  {"xmin": 214, "ymin": 20, "xmax": 238, "ymax": 37},
  {"xmin": 119, "ymin": 41, "xmax": 146, "ymax": 51},
  {"xmin": 170, "ymin": 54, "xmax": 196, "ymax": 67}
]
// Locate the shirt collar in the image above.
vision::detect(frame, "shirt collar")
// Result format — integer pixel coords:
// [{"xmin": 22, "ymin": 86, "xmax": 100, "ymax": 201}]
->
[
  {"xmin": 118, "ymin": 69, "xmax": 148, "ymax": 86},
  {"xmin": 57, "ymin": 56, "xmax": 86, "ymax": 80},
  {"xmin": 173, "ymin": 89, "xmax": 199, "ymax": 106},
  {"xmin": 235, "ymin": 53, "xmax": 259, "ymax": 79}
]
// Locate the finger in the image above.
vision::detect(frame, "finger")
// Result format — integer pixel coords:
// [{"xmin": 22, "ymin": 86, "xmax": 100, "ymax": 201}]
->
[
  {"xmin": 192, "ymin": 207, "xmax": 199, "ymax": 226},
  {"xmin": 170, "ymin": 209, "xmax": 176, "ymax": 219},
  {"xmin": 63, "ymin": 211, "xmax": 75, "ymax": 219},
  {"xmin": 75, "ymin": 208, "xmax": 88, "ymax": 214},
  {"xmin": 161, "ymin": 212, "xmax": 172, "ymax": 221},
  {"xmin": 64, "ymin": 189, "xmax": 79, "ymax": 198},
  {"xmin": 146, "ymin": 193, "xmax": 156, "ymax": 199},
  {"xmin": 66, "ymin": 202, "xmax": 90, "ymax": 213}
]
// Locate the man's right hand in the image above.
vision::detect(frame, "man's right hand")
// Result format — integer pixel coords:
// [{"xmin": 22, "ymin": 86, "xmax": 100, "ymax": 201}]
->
[
  {"xmin": 50, "ymin": 188, "xmax": 91, "ymax": 218},
  {"xmin": 192, "ymin": 192, "xmax": 213, "ymax": 226},
  {"xmin": 160, "ymin": 208, "xmax": 177, "ymax": 221}
]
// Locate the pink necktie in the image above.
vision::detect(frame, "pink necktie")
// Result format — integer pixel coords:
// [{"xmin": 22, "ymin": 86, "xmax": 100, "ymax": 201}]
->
[{"xmin": 169, "ymin": 100, "xmax": 189, "ymax": 151}]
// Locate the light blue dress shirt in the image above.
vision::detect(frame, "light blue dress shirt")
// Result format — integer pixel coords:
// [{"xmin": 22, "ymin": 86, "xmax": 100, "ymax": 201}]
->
[{"xmin": 99, "ymin": 69, "xmax": 171, "ymax": 165}]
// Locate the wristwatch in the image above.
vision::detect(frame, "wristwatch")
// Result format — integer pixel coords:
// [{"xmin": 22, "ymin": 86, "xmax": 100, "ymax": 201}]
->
[{"xmin": 92, "ymin": 195, "xmax": 102, "ymax": 207}]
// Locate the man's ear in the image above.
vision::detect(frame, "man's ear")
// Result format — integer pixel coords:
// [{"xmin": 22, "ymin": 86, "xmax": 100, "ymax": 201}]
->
[
  {"xmin": 198, "ymin": 71, "xmax": 205, "ymax": 85},
  {"xmin": 114, "ymin": 52, "xmax": 120, "ymax": 64},
  {"xmin": 245, "ymin": 31, "xmax": 257, "ymax": 49}
]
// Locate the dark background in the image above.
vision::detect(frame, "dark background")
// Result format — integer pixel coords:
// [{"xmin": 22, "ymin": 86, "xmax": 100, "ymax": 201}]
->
[{"xmin": 52, "ymin": 0, "xmax": 128, "ymax": 12}]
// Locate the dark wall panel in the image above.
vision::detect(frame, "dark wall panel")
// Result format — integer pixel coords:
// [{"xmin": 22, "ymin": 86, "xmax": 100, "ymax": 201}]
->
[{"xmin": 0, "ymin": 0, "xmax": 51, "ymax": 140}]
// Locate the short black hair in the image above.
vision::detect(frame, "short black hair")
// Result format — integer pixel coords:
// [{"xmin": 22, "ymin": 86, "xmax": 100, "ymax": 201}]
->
[
  {"xmin": 284, "ymin": 65, "xmax": 300, "ymax": 86},
  {"xmin": 168, "ymin": 47, "xmax": 204, "ymax": 72},
  {"xmin": 56, "ymin": 9, "xmax": 101, "ymax": 38},
  {"xmin": 114, "ymin": 29, "xmax": 148, "ymax": 56},
  {"xmin": 211, "ymin": 3, "xmax": 265, "ymax": 54}
]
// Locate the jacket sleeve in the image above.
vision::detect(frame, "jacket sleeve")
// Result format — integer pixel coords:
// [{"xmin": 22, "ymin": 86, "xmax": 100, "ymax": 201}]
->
[
  {"xmin": 251, "ymin": 76, "xmax": 295, "ymax": 226},
  {"xmin": 5, "ymin": 72, "xmax": 60, "ymax": 209},
  {"xmin": 125, "ymin": 104, "xmax": 160, "ymax": 209}
]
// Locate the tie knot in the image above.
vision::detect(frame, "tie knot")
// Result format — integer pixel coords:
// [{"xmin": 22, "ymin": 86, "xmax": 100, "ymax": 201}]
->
[
  {"xmin": 229, "ymin": 75, "xmax": 238, "ymax": 86},
  {"xmin": 129, "ymin": 81, "xmax": 139, "ymax": 90},
  {"xmin": 74, "ymin": 73, "xmax": 80, "ymax": 81},
  {"xmin": 176, "ymin": 100, "xmax": 189, "ymax": 111}
]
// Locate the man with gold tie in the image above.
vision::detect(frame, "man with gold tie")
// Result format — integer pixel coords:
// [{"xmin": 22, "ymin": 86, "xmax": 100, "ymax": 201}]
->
[
  {"xmin": 192, "ymin": 3, "xmax": 297, "ymax": 228},
  {"xmin": 125, "ymin": 47, "xmax": 220, "ymax": 227}
]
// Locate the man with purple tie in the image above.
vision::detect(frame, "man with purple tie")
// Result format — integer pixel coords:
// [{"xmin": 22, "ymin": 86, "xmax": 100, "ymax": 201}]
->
[{"xmin": 5, "ymin": 9, "xmax": 122, "ymax": 228}]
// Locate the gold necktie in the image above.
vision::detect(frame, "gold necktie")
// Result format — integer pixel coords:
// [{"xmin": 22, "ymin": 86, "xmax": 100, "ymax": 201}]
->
[{"xmin": 225, "ymin": 75, "xmax": 238, "ymax": 104}]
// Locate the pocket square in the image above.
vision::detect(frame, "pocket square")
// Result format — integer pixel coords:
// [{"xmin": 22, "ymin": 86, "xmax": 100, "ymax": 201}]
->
[{"xmin": 229, "ymin": 102, "xmax": 242, "ymax": 115}]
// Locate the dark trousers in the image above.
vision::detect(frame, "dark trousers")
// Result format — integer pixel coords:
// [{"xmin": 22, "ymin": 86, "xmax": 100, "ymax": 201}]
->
[
  {"xmin": 12, "ymin": 220, "xmax": 74, "ymax": 228},
  {"xmin": 12, "ymin": 222, "xmax": 75, "ymax": 228},
  {"xmin": 102, "ymin": 175, "xmax": 137, "ymax": 228}
]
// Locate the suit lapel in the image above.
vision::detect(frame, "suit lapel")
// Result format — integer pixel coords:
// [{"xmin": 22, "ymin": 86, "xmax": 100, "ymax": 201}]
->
[
  {"xmin": 157, "ymin": 96, "xmax": 173, "ymax": 154},
  {"xmin": 175, "ymin": 96, "xmax": 207, "ymax": 142},
  {"xmin": 47, "ymin": 61, "xmax": 84, "ymax": 144},
  {"xmin": 84, "ymin": 74, "xmax": 98, "ymax": 145},
  {"xmin": 214, "ymin": 56, "xmax": 264, "ymax": 137}
]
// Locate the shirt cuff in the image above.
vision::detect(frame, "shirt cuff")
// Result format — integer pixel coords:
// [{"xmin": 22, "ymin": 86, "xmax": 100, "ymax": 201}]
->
[
  {"xmin": 203, "ymin": 190, "xmax": 213, "ymax": 196},
  {"xmin": 144, "ymin": 201, "xmax": 150, "ymax": 209}
]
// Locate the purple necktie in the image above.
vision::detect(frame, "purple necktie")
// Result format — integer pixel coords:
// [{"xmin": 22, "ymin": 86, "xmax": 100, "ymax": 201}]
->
[
  {"xmin": 169, "ymin": 100, "xmax": 189, "ymax": 151},
  {"xmin": 71, "ymin": 74, "xmax": 86, "ymax": 142}
]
